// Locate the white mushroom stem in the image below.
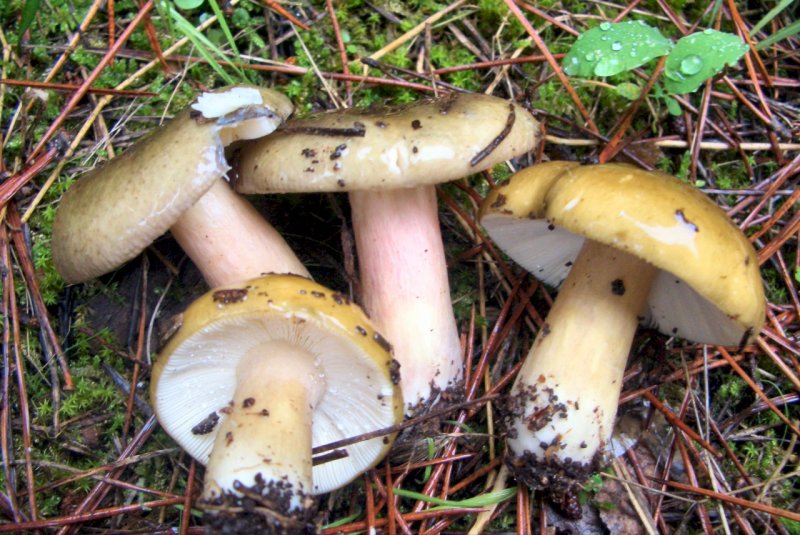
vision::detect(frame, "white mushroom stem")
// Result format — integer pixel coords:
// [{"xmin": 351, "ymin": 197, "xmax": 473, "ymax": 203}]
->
[
  {"xmin": 171, "ymin": 179, "xmax": 310, "ymax": 287},
  {"xmin": 203, "ymin": 342, "xmax": 323, "ymax": 511},
  {"xmin": 350, "ymin": 185, "xmax": 462, "ymax": 416},
  {"xmin": 507, "ymin": 239, "xmax": 657, "ymax": 489}
]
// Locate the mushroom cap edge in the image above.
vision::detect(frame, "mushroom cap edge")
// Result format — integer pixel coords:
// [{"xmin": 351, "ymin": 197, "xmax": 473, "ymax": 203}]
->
[{"xmin": 480, "ymin": 162, "xmax": 765, "ymax": 345}]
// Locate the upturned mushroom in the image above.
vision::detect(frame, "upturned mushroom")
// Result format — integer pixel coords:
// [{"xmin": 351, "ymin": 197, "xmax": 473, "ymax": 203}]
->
[
  {"xmin": 52, "ymin": 85, "xmax": 308, "ymax": 287},
  {"xmin": 234, "ymin": 93, "xmax": 540, "ymax": 417},
  {"xmin": 480, "ymin": 162, "xmax": 764, "ymax": 509},
  {"xmin": 151, "ymin": 274, "xmax": 403, "ymax": 532}
]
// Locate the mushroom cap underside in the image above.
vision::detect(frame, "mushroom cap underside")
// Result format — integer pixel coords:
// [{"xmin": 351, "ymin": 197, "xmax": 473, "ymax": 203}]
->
[
  {"xmin": 52, "ymin": 86, "xmax": 293, "ymax": 284},
  {"xmin": 480, "ymin": 162, "xmax": 765, "ymax": 345},
  {"xmin": 150, "ymin": 274, "xmax": 403, "ymax": 494},
  {"xmin": 235, "ymin": 92, "xmax": 541, "ymax": 192}
]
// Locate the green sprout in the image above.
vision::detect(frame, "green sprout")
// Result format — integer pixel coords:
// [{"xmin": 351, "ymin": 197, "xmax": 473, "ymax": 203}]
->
[{"xmin": 562, "ymin": 21, "xmax": 748, "ymax": 114}]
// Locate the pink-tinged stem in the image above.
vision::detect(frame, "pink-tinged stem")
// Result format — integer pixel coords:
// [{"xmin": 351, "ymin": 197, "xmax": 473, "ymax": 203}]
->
[
  {"xmin": 171, "ymin": 180, "xmax": 309, "ymax": 287},
  {"xmin": 350, "ymin": 185, "xmax": 462, "ymax": 416}
]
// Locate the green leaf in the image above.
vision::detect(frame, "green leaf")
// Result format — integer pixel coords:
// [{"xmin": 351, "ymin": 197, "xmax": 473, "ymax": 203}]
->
[
  {"xmin": 665, "ymin": 95, "xmax": 682, "ymax": 116},
  {"xmin": 169, "ymin": 6, "xmax": 243, "ymax": 84},
  {"xmin": 391, "ymin": 487, "xmax": 517, "ymax": 509},
  {"xmin": 563, "ymin": 21, "xmax": 672, "ymax": 78},
  {"xmin": 174, "ymin": 0, "xmax": 205, "ymax": 9},
  {"xmin": 206, "ymin": 0, "xmax": 240, "ymax": 59},
  {"xmin": 324, "ymin": 511, "xmax": 362, "ymax": 529},
  {"xmin": 750, "ymin": 0, "xmax": 795, "ymax": 36},
  {"xmin": 663, "ymin": 30, "xmax": 747, "ymax": 94},
  {"xmin": 614, "ymin": 82, "xmax": 641, "ymax": 101},
  {"xmin": 19, "ymin": 0, "xmax": 41, "ymax": 39},
  {"xmin": 755, "ymin": 19, "xmax": 800, "ymax": 51}
]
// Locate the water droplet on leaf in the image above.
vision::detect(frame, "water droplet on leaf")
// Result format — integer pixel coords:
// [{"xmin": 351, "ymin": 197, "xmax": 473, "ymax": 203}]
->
[
  {"xmin": 600, "ymin": 22, "xmax": 612, "ymax": 31},
  {"xmin": 611, "ymin": 41, "xmax": 623, "ymax": 51},
  {"xmin": 594, "ymin": 56, "xmax": 622, "ymax": 76},
  {"xmin": 679, "ymin": 55, "xmax": 703, "ymax": 75}
]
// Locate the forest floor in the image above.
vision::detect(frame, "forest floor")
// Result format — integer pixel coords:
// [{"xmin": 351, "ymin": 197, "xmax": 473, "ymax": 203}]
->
[{"xmin": 0, "ymin": 0, "xmax": 798, "ymax": 533}]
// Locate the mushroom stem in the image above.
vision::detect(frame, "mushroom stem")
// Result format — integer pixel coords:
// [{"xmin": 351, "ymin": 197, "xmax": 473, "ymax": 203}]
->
[
  {"xmin": 350, "ymin": 185, "xmax": 462, "ymax": 416},
  {"xmin": 203, "ymin": 342, "xmax": 322, "ymax": 514},
  {"xmin": 506, "ymin": 238, "xmax": 657, "ymax": 496},
  {"xmin": 171, "ymin": 180, "xmax": 310, "ymax": 287}
]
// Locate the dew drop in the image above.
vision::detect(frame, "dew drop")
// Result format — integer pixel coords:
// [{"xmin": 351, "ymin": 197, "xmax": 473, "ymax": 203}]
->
[
  {"xmin": 611, "ymin": 41, "xmax": 623, "ymax": 51},
  {"xmin": 703, "ymin": 28, "xmax": 715, "ymax": 34},
  {"xmin": 594, "ymin": 56, "xmax": 622, "ymax": 76},
  {"xmin": 679, "ymin": 55, "xmax": 703, "ymax": 75},
  {"xmin": 599, "ymin": 22, "xmax": 612, "ymax": 31},
  {"xmin": 584, "ymin": 52, "xmax": 596, "ymax": 61}
]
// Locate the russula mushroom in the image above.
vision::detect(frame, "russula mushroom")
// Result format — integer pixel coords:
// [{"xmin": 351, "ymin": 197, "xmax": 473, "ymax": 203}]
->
[
  {"xmin": 52, "ymin": 85, "xmax": 308, "ymax": 287},
  {"xmin": 480, "ymin": 162, "xmax": 765, "ymax": 509},
  {"xmin": 151, "ymin": 274, "xmax": 403, "ymax": 531},
  {"xmin": 234, "ymin": 93, "xmax": 541, "ymax": 417}
]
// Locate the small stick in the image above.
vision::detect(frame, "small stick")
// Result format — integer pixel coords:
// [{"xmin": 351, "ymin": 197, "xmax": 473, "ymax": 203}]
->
[
  {"xmin": 0, "ymin": 498, "xmax": 185, "ymax": 532},
  {"xmin": 0, "ymin": 78, "xmax": 156, "ymax": 97},
  {"xmin": 312, "ymin": 394, "xmax": 499, "ymax": 454},
  {"xmin": 503, "ymin": 0, "xmax": 598, "ymax": 134},
  {"xmin": 365, "ymin": 1, "xmax": 467, "ymax": 65},
  {"xmin": 28, "ymin": 0, "xmax": 155, "ymax": 160},
  {"xmin": 180, "ymin": 459, "xmax": 196, "ymax": 535},
  {"xmin": 1, "ymin": 223, "xmax": 38, "ymax": 520},
  {"xmin": 545, "ymin": 134, "xmax": 800, "ymax": 152},
  {"xmin": 7, "ymin": 205, "xmax": 73, "ymax": 392},
  {"xmin": 325, "ymin": 0, "xmax": 352, "ymax": 104},
  {"xmin": 659, "ymin": 480, "xmax": 800, "ymax": 522},
  {"xmin": 641, "ymin": 390, "xmax": 720, "ymax": 457},
  {"xmin": 0, "ymin": 135, "xmax": 66, "ymax": 209}
]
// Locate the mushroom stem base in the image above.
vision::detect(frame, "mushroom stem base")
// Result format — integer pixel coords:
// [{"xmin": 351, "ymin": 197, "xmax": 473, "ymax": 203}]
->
[
  {"xmin": 506, "ymin": 239, "xmax": 657, "ymax": 496},
  {"xmin": 202, "ymin": 342, "xmax": 320, "ymax": 516}
]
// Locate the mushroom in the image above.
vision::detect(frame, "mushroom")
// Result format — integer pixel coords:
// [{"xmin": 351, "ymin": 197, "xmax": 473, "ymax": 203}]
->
[
  {"xmin": 233, "ymin": 93, "xmax": 541, "ymax": 417},
  {"xmin": 151, "ymin": 274, "xmax": 403, "ymax": 531},
  {"xmin": 52, "ymin": 85, "xmax": 308, "ymax": 287},
  {"xmin": 479, "ymin": 162, "xmax": 764, "ymax": 507}
]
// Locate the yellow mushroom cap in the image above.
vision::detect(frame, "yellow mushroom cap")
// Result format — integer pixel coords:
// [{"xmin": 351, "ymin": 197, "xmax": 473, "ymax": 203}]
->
[
  {"xmin": 52, "ymin": 86, "xmax": 293, "ymax": 284},
  {"xmin": 150, "ymin": 274, "xmax": 403, "ymax": 494},
  {"xmin": 481, "ymin": 162, "xmax": 765, "ymax": 345},
  {"xmin": 234, "ymin": 93, "xmax": 541, "ymax": 192}
]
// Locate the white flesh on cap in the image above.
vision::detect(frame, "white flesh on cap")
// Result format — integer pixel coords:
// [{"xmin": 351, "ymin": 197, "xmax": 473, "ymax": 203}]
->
[
  {"xmin": 177, "ymin": 90, "xmax": 308, "ymax": 286},
  {"xmin": 191, "ymin": 86, "xmax": 266, "ymax": 118},
  {"xmin": 351, "ymin": 185, "xmax": 462, "ymax": 414},
  {"xmin": 506, "ymin": 239, "xmax": 657, "ymax": 489},
  {"xmin": 52, "ymin": 86, "xmax": 300, "ymax": 286}
]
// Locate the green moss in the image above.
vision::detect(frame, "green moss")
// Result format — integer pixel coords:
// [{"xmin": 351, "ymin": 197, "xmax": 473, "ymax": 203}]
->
[{"xmin": 717, "ymin": 376, "xmax": 747, "ymax": 400}]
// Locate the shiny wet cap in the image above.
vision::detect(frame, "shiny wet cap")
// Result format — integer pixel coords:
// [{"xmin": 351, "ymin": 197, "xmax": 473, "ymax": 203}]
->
[
  {"xmin": 151, "ymin": 274, "xmax": 403, "ymax": 494},
  {"xmin": 52, "ymin": 86, "xmax": 293, "ymax": 284},
  {"xmin": 480, "ymin": 162, "xmax": 765, "ymax": 345},
  {"xmin": 234, "ymin": 93, "xmax": 541, "ymax": 192}
]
